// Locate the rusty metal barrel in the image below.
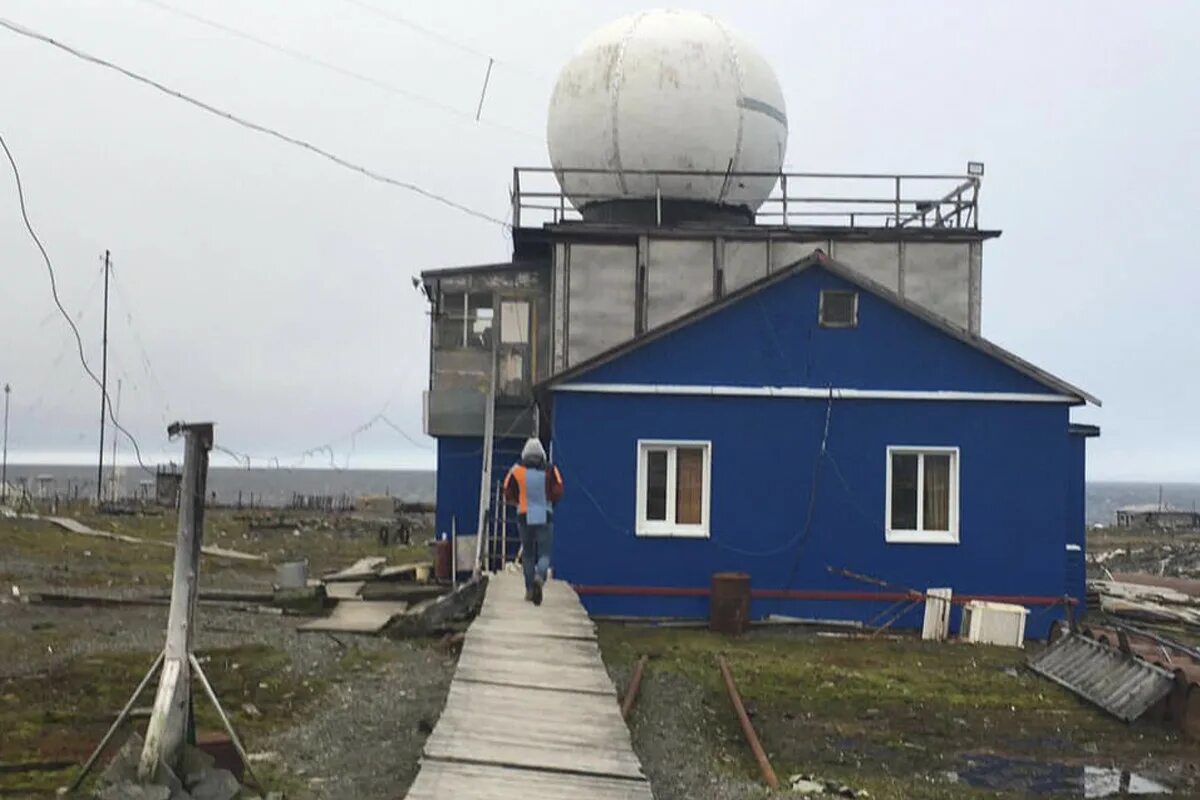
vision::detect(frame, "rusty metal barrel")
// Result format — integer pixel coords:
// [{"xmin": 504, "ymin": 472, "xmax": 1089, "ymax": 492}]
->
[
  {"xmin": 710, "ymin": 572, "xmax": 751, "ymax": 635},
  {"xmin": 435, "ymin": 537, "xmax": 453, "ymax": 581}
]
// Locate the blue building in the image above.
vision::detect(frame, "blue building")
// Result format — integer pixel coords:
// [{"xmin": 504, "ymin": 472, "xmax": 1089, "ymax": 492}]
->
[
  {"xmin": 419, "ymin": 14, "xmax": 1097, "ymax": 639},
  {"xmin": 540, "ymin": 252, "xmax": 1098, "ymax": 639}
]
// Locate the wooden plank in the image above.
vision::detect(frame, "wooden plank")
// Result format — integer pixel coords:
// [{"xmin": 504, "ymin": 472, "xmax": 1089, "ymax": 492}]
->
[
  {"xmin": 378, "ymin": 562, "xmax": 433, "ymax": 580},
  {"xmin": 322, "ymin": 557, "xmax": 387, "ymax": 582},
  {"xmin": 405, "ymin": 760, "xmax": 651, "ymax": 800},
  {"xmin": 469, "ymin": 617, "xmax": 596, "ymax": 641},
  {"xmin": 464, "ymin": 628, "xmax": 606, "ymax": 666},
  {"xmin": 296, "ymin": 601, "xmax": 408, "ymax": 633},
  {"xmin": 407, "ymin": 572, "xmax": 650, "ymax": 797},
  {"xmin": 324, "ymin": 581, "xmax": 364, "ymax": 600},
  {"xmin": 458, "ymin": 629, "xmax": 613, "ymax": 694},
  {"xmin": 456, "ymin": 642, "xmax": 616, "ymax": 695},
  {"xmin": 423, "ymin": 681, "xmax": 643, "ymax": 779}
]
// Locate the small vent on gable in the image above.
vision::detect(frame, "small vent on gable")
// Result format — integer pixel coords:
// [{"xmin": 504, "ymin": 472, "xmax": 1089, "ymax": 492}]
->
[{"xmin": 819, "ymin": 290, "xmax": 858, "ymax": 328}]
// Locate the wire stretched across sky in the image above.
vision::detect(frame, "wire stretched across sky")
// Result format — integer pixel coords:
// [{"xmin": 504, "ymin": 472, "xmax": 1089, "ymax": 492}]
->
[
  {"xmin": 338, "ymin": 0, "xmax": 550, "ymax": 81},
  {"xmin": 134, "ymin": 0, "xmax": 542, "ymax": 143},
  {"xmin": 0, "ymin": 130, "xmax": 155, "ymax": 475},
  {"xmin": 0, "ymin": 16, "xmax": 509, "ymax": 228}
]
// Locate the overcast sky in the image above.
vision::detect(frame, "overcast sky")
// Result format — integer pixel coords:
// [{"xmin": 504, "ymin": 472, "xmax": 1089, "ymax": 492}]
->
[{"xmin": 1, "ymin": 1, "xmax": 1196, "ymax": 480}]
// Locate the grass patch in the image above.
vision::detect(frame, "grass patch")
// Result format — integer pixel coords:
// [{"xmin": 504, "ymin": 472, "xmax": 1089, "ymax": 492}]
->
[{"xmin": 599, "ymin": 625, "xmax": 1193, "ymax": 799}]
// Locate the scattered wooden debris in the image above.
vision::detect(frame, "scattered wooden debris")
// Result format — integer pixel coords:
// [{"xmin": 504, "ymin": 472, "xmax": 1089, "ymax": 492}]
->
[
  {"xmin": 1089, "ymin": 579, "xmax": 1200, "ymax": 628},
  {"xmin": 36, "ymin": 514, "xmax": 265, "ymax": 562}
]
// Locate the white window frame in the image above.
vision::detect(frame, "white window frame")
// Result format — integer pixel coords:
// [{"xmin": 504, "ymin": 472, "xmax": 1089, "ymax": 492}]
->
[
  {"xmin": 636, "ymin": 440, "xmax": 712, "ymax": 538},
  {"xmin": 885, "ymin": 446, "xmax": 960, "ymax": 545}
]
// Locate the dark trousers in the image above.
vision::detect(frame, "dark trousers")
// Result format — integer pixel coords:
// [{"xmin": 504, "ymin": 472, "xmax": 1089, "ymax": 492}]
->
[{"xmin": 519, "ymin": 521, "xmax": 554, "ymax": 590}]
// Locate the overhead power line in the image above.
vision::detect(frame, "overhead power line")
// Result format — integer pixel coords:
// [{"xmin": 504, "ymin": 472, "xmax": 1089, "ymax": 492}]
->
[
  {"xmin": 0, "ymin": 131, "xmax": 154, "ymax": 475},
  {"xmin": 0, "ymin": 16, "xmax": 509, "ymax": 228},
  {"xmin": 134, "ymin": 0, "xmax": 541, "ymax": 143},
  {"xmin": 339, "ymin": 0, "xmax": 548, "ymax": 80}
]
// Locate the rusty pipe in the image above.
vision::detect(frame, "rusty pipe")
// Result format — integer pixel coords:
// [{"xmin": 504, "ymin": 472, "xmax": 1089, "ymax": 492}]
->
[
  {"xmin": 717, "ymin": 656, "xmax": 779, "ymax": 790},
  {"xmin": 620, "ymin": 655, "xmax": 648, "ymax": 720}
]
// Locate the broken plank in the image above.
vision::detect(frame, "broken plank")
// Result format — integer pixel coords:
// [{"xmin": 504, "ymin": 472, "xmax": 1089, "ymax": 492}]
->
[
  {"xmin": 377, "ymin": 562, "xmax": 433, "ymax": 581},
  {"xmin": 296, "ymin": 601, "xmax": 408, "ymax": 634},
  {"xmin": 322, "ymin": 557, "xmax": 387, "ymax": 582},
  {"xmin": 324, "ymin": 581, "xmax": 365, "ymax": 600}
]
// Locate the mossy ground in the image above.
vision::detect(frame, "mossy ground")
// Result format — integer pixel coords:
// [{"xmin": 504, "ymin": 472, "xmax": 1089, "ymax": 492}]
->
[
  {"xmin": 0, "ymin": 640, "xmax": 393, "ymax": 797},
  {"xmin": 0, "ymin": 506, "xmax": 432, "ymax": 797},
  {"xmin": 598, "ymin": 624, "xmax": 1195, "ymax": 799}
]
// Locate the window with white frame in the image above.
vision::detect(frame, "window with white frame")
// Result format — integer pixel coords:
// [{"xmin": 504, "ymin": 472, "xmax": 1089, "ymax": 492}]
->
[
  {"xmin": 636, "ymin": 441, "xmax": 711, "ymax": 538},
  {"xmin": 885, "ymin": 447, "xmax": 959, "ymax": 544}
]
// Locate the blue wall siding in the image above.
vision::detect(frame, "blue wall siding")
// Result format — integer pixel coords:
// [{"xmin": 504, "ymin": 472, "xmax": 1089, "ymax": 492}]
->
[
  {"xmin": 577, "ymin": 268, "xmax": 1060, "ymax": 396},
  {"xmin": 551, "ymin": 390, "xmax": 1075, "ymax": 638},
  {"xmin": 434, "ymin": 436, "xmax": 525, "ymax": 540}
]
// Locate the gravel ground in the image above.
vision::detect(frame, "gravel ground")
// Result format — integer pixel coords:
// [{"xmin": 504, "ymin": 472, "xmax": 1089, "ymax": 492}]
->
[
  {"xmin": 607, "ymin": 662, "xmax": 766, "ymax": 800},
  {"xmin": 263, "ymin": 642, "xmax": 455, "ymax": 799}
]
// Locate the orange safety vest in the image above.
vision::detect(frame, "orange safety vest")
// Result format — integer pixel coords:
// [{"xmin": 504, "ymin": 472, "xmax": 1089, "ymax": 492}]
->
[{"xmin": 504, "ymin": 463, "xmax": 564, "ymax": 516}]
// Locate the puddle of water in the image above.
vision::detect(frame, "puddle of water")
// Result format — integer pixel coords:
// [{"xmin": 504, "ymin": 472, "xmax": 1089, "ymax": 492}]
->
[{"xmin": 957, "ymin": 754, "xmax": 1171, "ymax": 797}]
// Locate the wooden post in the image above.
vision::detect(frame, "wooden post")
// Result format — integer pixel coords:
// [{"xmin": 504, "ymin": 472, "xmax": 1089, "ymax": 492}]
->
[{"xmin": 139, "ymin": 422, "xmax": 212, "ymax": 781}]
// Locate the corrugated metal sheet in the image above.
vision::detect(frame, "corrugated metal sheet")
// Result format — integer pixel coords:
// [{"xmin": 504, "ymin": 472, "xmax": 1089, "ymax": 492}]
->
[{"xmin": 1028, "ymin": 633, "xmax": 1173, "ymax": 722}]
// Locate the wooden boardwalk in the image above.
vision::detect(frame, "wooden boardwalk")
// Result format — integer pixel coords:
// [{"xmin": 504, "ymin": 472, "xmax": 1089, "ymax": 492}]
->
[{"xmin": 405, "ymin": 571, "xmax": 653, "ymax": 799}]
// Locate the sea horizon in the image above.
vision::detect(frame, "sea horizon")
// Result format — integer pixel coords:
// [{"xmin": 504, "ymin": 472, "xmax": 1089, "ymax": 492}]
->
[{"xmin": 3, "ymin": 463, "xmax": 1196, "ymax": 527}]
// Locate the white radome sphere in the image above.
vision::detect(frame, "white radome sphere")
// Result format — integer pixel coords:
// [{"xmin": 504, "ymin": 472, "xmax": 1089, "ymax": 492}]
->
[{"xmin": 547, "ymin": 10, "xmax": 788, "ymax": 214}]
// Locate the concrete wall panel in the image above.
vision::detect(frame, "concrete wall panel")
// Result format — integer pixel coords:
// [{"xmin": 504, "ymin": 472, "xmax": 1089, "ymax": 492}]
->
[
  {"xmin": 646, "ymin": 239, "xmax": 714, "ymax": 329},
  {"xmin": 904, "ymin": 242, "xmax": 971, "ymax": 330},
  {"xmin": 723, "ymin": 240, "xmax": 768, "ymax": 293},
  {"xmin": 567, "ymin": 244, "xmax": 637, "ymax": 365},
  {"xmin": 832, "ymin": 241, "xmax": 901, "ymax": 292}
]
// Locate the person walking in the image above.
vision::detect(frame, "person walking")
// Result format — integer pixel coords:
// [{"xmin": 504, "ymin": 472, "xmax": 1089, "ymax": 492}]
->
[{"xmin": 503, "ymin": 437, "xmax": 564, "ymax": 605}]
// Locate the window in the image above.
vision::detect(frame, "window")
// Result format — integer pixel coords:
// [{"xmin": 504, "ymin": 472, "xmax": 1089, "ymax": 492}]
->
[
  {"xmin": 636, "ymin": 441, "xmax": 711, "ymax": 537},
  {"xmin": 885, "ymin": 447, "xmax": 959, "ymax": 544},
  {"xmin": 819, "ymin": 290, "xmax": 858, "ymax": 328},
  {"xmin": 436, "ymin": 291, "xmax": 494, "ymax": 349}
]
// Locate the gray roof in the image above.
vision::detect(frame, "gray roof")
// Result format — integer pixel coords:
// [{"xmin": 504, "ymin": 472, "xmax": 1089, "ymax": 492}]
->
[{"xmin": 540, "ymin": 250, "xmax": 1100, "ymax": 406}]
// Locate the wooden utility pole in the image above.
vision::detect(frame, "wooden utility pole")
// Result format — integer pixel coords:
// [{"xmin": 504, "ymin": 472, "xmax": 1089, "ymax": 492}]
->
[
  {"xmin": 70, "ymin": 421, "xmax": 258, "ymax": 794},
  {"xmin": 109, "ymin": 378, "xmax": 122, "ymax": 500},
  {"xmin": 96, "ymin": 250, "xmax": 110, "ymax": 503},
  {"xmin": 2, "ymin": 383, "xmax": 9, "ymax": 504},
  {"xmin": 139, "ymin": 421, "xmax": 212, "ymax": 781}
]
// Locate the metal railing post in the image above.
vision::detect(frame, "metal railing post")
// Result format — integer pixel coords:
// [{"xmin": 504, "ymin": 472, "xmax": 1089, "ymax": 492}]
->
[
  {"xmin": 894, "ymin": 176, "xmax": 901, "ymax": 226},
  {"xmin": 781, "ymin": 173, "xmax": 788, "ymax": 227}
]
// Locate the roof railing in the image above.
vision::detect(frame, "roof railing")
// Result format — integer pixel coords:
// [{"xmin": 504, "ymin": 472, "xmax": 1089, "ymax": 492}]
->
[{"xmin": 511, "ymin": 166, "xmax": 981, "ymax": 230}]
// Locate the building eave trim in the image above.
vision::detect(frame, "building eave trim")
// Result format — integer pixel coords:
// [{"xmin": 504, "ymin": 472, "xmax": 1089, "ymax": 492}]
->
[{"xmin": 553, "ymin": 383, "xmax": 1082, "ymax": 404}]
